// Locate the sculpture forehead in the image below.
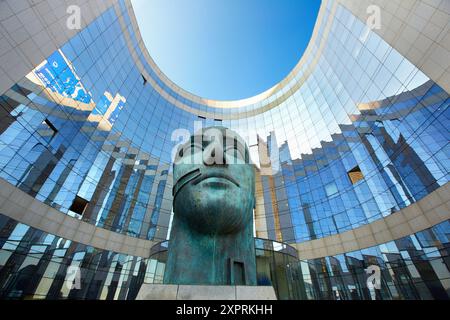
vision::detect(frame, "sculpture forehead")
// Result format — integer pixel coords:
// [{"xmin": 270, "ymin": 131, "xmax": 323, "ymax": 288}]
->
[
  {"xmin": 172, "ymin": 126, "xmax": 255, "ymax": 184},
  {"xmin": 178, "ymin": 126, "xmax": 250, "ymax": 153}
]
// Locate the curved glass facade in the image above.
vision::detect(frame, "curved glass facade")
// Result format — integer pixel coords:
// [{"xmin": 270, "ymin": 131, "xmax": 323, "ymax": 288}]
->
[{"xmin": 0, "ymin": 0, "xmax": 448, "ymax": 299}]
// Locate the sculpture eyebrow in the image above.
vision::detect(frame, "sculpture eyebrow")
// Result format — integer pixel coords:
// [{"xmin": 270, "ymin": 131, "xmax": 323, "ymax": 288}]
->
[
  {"xmin": 227, "ymin": 139, "xmax": 248, "ymax": 161},
  {"xmin": 233, "ymin": 140, "xmax": 247, "ymax": 152},
  {"xmin": 183, "ymin": 135, "xmax": 249, "ymax": 161},
  {"xmin": 172, "ymin": 168, "xmax": 201, "ymax": 197}
]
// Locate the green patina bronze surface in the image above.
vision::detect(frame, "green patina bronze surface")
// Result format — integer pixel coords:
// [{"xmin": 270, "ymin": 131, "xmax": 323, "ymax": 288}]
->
[{"xmin": 164, "ymin": 127, "xmax": 257, "ymax": 285}]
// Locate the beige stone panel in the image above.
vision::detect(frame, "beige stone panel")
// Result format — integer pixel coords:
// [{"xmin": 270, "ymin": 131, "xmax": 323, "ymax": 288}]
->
[
  {"xmin": 236, "ymin": 286, "xmax": 277, "ymax": 300},
  {"xmin": 177, "ymin": 285, "xmax": 236, "ymax": 300},
  {"xmin": 342, "ymin": 241, "xmax": 359, "ymax": 253},
  {"xmin": 136, "ymin": 284, "xmax": 178, "ymax": 300},
  {"xmin": 390, "ymin": 222, "xmax": 414, "ymax": 239},
  {"xmin": 407, "ymin": 215, "xmax": 431, "ymax": 231}
]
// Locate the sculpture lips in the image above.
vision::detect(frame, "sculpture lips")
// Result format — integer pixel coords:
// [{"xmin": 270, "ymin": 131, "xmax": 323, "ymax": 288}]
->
[{"xmin": 192, "ymin": 172, "xmax": 240, "ymax": 187}]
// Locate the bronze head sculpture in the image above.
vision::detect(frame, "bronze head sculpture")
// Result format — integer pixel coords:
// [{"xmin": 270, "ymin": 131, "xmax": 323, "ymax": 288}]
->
[{"xmin": 164, "ymin": 126, "xmax": 257, "ymax": 285}]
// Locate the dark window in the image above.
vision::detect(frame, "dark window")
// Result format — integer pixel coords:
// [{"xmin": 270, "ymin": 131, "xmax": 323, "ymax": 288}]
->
[
  {"xmin": 348, "ymin": 165, "xmax": 364, "ymax": 184},
  {"xmin": 198, "ymin": 115, "xmax": 206, "ymax": 120},
  {"xmin": 42, "ymin": 119, "xmax": 57, "ymax": 139},
  {"xmin": 233, "ymin": 261, "xmax": 245, "ymax": 285},
  {"xmin": 69, "ymin": 196, "xmax": 89, "ymax": 216}
]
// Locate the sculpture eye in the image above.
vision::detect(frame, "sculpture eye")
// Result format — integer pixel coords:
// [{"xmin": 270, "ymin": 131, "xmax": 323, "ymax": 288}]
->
[
  {"xmin": 225, "ymin": 145, "xmax": 245, "ymax": 162},
  {"xmin": 201, "ymin": 139, "xmax": 212, "ymax": 150},
  {"xmin": 192, "ymin": 142, "xmax": 203, "ymax": 153}
]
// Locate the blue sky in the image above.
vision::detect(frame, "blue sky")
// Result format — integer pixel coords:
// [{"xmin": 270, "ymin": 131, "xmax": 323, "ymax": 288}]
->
[{"xmin": 131, "ymin": 0, "xmax": 321, "ymax": 100}]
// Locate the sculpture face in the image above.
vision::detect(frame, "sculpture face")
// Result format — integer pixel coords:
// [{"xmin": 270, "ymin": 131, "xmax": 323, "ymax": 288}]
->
[{"xmin": 172, "ymin": 127, "xmax": 255, "ymax": 234}]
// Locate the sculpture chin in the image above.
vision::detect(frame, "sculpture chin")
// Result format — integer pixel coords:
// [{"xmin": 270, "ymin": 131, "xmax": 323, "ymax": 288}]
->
[{"xmin": 173, "ymin": 189, "xmax": 252, "ymax": 235}]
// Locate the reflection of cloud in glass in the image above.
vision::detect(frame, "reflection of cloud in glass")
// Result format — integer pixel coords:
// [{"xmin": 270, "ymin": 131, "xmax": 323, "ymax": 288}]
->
[{"xmin": 33, "ymin": 49, "xmax": 92, "ymax": 104}]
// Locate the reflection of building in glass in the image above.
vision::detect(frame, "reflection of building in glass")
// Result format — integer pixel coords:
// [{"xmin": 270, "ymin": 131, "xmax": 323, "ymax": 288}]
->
[{"xmin": 0, "ymin": 0, "xmax": 448, "ymax": 299}]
